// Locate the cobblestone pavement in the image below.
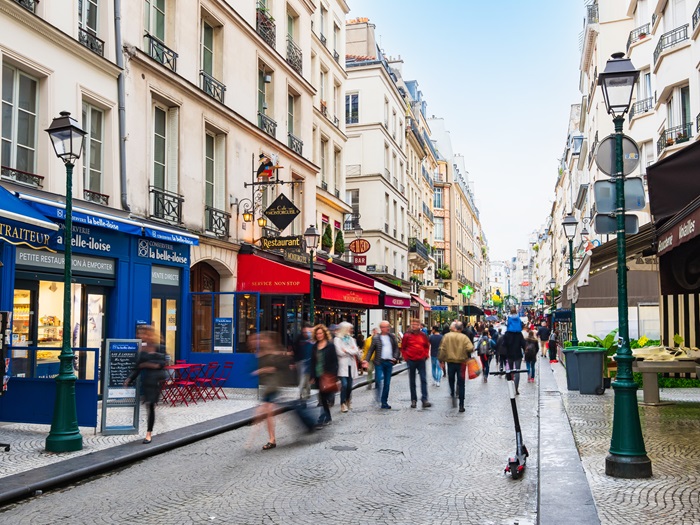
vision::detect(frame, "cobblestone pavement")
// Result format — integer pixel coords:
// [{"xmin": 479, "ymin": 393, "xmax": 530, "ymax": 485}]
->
[
  {"xmin": 0, "ymin": 371, "xmax": 539, "ymax": 525},
  {"xmin": 0, "ymin": 389, "xmax": 259, "ymax": 478},
  {"xmin": 550, "ymin": 362, "xmax": 700, "ymax": 525}
]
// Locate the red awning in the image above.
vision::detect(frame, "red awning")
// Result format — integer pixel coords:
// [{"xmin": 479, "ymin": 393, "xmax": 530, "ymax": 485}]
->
[
  {"xmin": 237, "ymin": 254, "xmax": 309, "ymax": 294},
  {"xmin": 410, "ymin": 293, "xmax": 431, "ymax": 311},
  {"xmin": 316, "ymin": 272, "xmax": 379, "ymax": 306}
]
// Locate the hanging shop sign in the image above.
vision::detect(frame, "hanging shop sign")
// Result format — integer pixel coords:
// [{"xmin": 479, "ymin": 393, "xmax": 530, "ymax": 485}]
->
[
  {"xmin": 260, "ymin": 235, "xmax": 302, "ymax": 251},
  {"xmin": 353, "ymin": 255, "xmax": 367, "ymax": 266},
  {"xmin": 263, "ymin": 194, "xmax": 300, "ymax": 231},
  {"xmin": 348, "ymin": 238, "xmax": 371, "ymax": 254}
]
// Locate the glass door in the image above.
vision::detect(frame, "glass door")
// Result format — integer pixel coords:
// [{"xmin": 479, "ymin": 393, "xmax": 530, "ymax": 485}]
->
[{"xmin": 152, "ymin": 295, "xmax": 178, "ymax": 363}]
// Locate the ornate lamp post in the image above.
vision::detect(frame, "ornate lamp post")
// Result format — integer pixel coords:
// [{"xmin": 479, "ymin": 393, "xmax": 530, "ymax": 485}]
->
[
  {"xmin": 45, "ymin": 111, "xmax": 86, "ymax": 452},
  {"xmin": 599, "ymin": 52, "xmax": 651, "ymax": 478},
  {"xmin": 304, "ymin": 225, "xmax": 320, "ymax": 324},
  {"xmin": 562, "ymin": 213, "xmax": 579, "ymax": 346}
]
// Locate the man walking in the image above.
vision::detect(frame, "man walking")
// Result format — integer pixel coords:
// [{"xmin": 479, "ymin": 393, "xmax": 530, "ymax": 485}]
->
[
  {"xmin": 429, "ymin": 325, "xmax": 443, "ymax": 386},
  {"xmin": 401, "ymin": 318, "xmax": 432, "ymax": 409},
  {"xmin": 366, "ymin": 321, "xmax": 400, "ymax": 409},
  {"xmin": 438, "ymin": 321, "xmax": 474, "ymax": 413},
  {"xmin": 536, "ymin": 321, "xmax": 551, "ymax": 357}
]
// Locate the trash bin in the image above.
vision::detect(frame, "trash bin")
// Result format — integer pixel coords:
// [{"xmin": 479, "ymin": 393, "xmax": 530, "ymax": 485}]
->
[
  {"xmin": 562, "ymin": 348, "xmax": 579, "ymax": 391},
  {"xmin": 574, "ymin": 348, "xmax": 606, "ymax": 395}
]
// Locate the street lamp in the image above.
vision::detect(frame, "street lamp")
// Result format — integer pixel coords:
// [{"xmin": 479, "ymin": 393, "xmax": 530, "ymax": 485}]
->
[
  {"xmin": 562, "ymin": 213, "xmax": 579, "ymax": 346},
  {"xmin": 599, "ymin": 52, "xmax": 651, "ymax": 478},
  {"xmin": 304, "ymin": 225, "xmax": 320, "ymax": 324},
  {"xmin": 45, "ymin": 111, "xmax": 86, "ymax": 452},
  {"xmin": 548, "ymin": 278, "xmax": 556, "ymax": 315}
]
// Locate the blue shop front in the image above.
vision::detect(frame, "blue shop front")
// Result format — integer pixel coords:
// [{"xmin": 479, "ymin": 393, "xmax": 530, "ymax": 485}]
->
[{"xmin": 0, "ymin": 192, "xmax": 197, "ymax": 425}]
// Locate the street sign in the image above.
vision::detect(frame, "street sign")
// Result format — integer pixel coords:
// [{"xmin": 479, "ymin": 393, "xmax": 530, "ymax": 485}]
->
[
  {"xmin": 593, "ymin": 214, "xmax": 639, "ymax": 235},
  {"xmin": 353, "ymin": 255, "xmax": 367, "ymax": 265},
  {"xmin": 432, "ymin": 305, "xmax": 448, "ymax": 311},
  {"xmin": 595, "ymin": 135, "xmax": 640, "ymax": 176},
  {"xmin": 348, "ymin": 238, "xmax": 371, "ymax": 254},
  {"xmin": 593, "ymin": 177, "xmax": 646, "ymax": 213}
]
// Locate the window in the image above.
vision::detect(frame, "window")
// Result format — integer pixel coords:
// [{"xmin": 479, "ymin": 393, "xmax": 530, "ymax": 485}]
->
[
  {"xmin": 384, "ymin": 98, "xmax": 389, "ymax": 127},
  {"xmin": 345, "ymin": 93, "xmax": 358, "ymax": 124},
  {"xmin": 319, "ymin": 6, "xmax": 326, "ymax": 38},
  {"xmin": 257, "ymin": 66, "xmax": 272, "ymax": 115},
  {"xmin": 333, "ymin": 24, "xmax": 340, "ymax": 53},
  {"xmin": 680, "ymin": 85, "xmax": 690, "ymax": 128},
  {"xmin": 153, "ymin": 107, "xmax": 167, "ymax": 189},
  {"xmin": 1, "ymin": 65, "xmax": 38, "ymax": 173},
  {"xmin": 152, "ymin": 104, "xmax": 178, "ymax": 191},
  {"xmin": 434, "ymin": 187, "xmax": 443, "ymax": 208},
  {"xmin": 333, "ymin": 148, "xmax": 340, "ymax": 193},
  {"xmin": 320, "ymin": 138, "xmax": 327, "ymax": 185},
  {"xmin": 201, "ymin": 21, "xmax": 214, "ymax": 76},
  {"xmin": 144, "ymin": 0, "xmax": 165, "ymax": 40},
  {"xmin": 434, "ymin": 217, "xmax": 444, "ymax": 240},
  {"xmin": 79, "ymin": 0, "xmax": 98, "ymax": 34},
  {"xmin": 287, "ymin": 93, "xmax": 295, "ymax": 134},
  {"xmin": 81, "ymin": 102, "xmax": 104, "ymax": 193},
  {"xmin": 205, "ymin": 133, "xmax": 215, "ymax": 208},
  {"xmin": 435, "ymin": 248, "xmax": 444, "ymax": 268}
]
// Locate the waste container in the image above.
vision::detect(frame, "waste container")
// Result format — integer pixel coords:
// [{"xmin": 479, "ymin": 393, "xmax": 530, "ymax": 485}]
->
[
  {"xmin": 574, "ymin": 348, "xmax": 606, "ymax": 395},
  {"xmin": 562, "ymin": 348, "xmax": 579, "ymax": 391}
]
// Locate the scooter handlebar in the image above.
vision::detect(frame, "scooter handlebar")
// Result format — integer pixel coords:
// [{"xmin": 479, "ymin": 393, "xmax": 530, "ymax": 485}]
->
[{"xmin": 489, "ymin": 369, "xmax": 529, "ymax": 376}]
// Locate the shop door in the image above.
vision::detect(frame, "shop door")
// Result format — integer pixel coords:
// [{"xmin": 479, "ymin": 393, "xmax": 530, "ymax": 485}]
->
[{"xmin": 152, "ymin": 294, "xmax": 178, "ymax": 363}]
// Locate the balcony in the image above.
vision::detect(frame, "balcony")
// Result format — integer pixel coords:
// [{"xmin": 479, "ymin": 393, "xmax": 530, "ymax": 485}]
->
[
  {"xmin": 83, "ymin": 189, "xmax": 109, "ymax": 206},
  {"xmin": 1, "ymin": 166, "xmax": 43, "ymax": 188},
  {"xmin": 150, "ymin": 186, "xmax": 184, "ymax": 224},
  {"xmin": 333, "ymin": 50, "xmax": 340, "ymax": 63},
  {"xmin": 258, "ymin": 112, "xmax": 277, "ymax": 138},
  {"xmin": 629, "ymin": 97, "xmax": 653, "ymax": 121},
  {"xmin": 393, "ymin": 228, "xmax": 397, "ymax": 238},
  {"xmin": 286, "ymin": 35, "xmax": 302, "ymax": 75},
  {"xmin": 421, "ymin": 166, "xmax": 434, "ymax": 189},
  {"xmin": 392, "ymin": 176, "xmax": 398, "ymax": 188},
  {"xmin": 384, "ymin": 168, "xmax": 391, "ymax": 181},
  {"xmin": 13, "ymin": 0, "xmax": 37, "ymax": 12},
  {"xmin": 144, "ymin": 33, "xmax": 178, "ymax": 72},
  {"xmin": 288, "ymin": 133, "xmax": 303, "ymax": 156},
  {"xmin": 319, "ymin": 33, "xmax": 327, "ymax": 47},
  {"xmin": 694, "ymin": 1, "xmax": 700, "ymax": 30},
  {"xmin": 334, "ymin": 189, "xmax": 340, "ymax": 198},
  {"xmin": 333, "ymin": 116, "xmax": 339, "ymax": 127},
  {"xmin": 697, "ymin": 112, "xmax": 700, "ymax": 134},
  {"xmin": 321, "ymin": 181, "xmax": 328, "ymax": 191},
  {"xmin": 256, "ymin": 2, "xmax": 276, "ymax": 48},
  {"xmin": 657, "ymin": 123, "xmax": 693, "ymax": 155},
  {"xmin": 586, "ymin": 3, "xmax": 598, "ymax": 24},
  {"xmin": 343, "ymin": 214, "xmax": 361, "ymax": 232},
  {"xmin": 653, "ymin": 25, "xmax": 689, "ymax": 64},
  {"xmin": 626, "ymin": 23, "xmax": 650, "ymax": 51},
  {"xmin": 200, "ymin": 71, "xmax": 226, "ymax": 103},
  {"xmin": 205, "ymin": 205, "xmax": 230, "ymax": 239},
  {"xmin": 399, "ymin": 183, "xmax": 405, "ymax": 194},
  {"xmin": 384, "ymin": 223, "xmax": 389, "ymax": 234},
  {"xmin": 422, "ymin": 202, "xmax": 434, "ymax": 222},
  {"xmin": 408, "ymin": 237, "xmax": 430, "ymax": 263},
  {"xmin": 78, "ymin": 27, "xmax": 105, "ymax": 57}
]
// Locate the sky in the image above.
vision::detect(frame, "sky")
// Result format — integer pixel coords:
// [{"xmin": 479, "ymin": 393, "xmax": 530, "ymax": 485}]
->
[{"xmin": 346, "ymin": 0, "xmax": 583, "ymax": 261}]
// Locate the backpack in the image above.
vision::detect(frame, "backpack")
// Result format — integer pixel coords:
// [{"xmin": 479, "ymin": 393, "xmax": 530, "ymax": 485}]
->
[
  {"xmin": 478, "ymin": 338, "xmax": 491, "ymax": 356},
  {"xmin": 525, "ymin": 340, "xmax": 538, "ymax": 361},
  {"xmin": 506, "ymin": 315, "xmax": 522, "ymax": 333}
]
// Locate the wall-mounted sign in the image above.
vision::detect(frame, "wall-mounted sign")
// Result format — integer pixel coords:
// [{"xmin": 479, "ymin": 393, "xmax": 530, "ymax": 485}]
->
[
  {"xmin": 263, "ymin": 194, "xmax": 300, "ymax": 231},
  {"xmin": 137, "ymin": 238, "xmax": 189, "ymax": 265},
  {"xmin": 16, "ymin": 247, "xmax": 115, "ymax": 276},
  {"xmin": 260, "ymin": 235, "xmax": 302, "ymax": 251},
  {"xmin": 353, "ymin": 255, "xmax": 367, "ymax": 266},
  {"xmin": 348, "ymin": 238, "xmax": 371, "ymax": 254},
  {"xmin": 284, "ymin": 250, "xmax": 311, "ymax": 265},
  {"xmin": 412, "ymin": 269, "xmax": 425, "ymax": 274},
  {"xmin": 213, "ymin": 318, "xmax": 233, "ymax": 352}
]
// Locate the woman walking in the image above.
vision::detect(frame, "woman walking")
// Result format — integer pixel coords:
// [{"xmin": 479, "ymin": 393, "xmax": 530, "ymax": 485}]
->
[
  {"xmin": 124, "ymin": 325, "xmax": 166, "ymax": 444},
  {"xmin": 524, "ymin": 330, "xmax": 539, "ymax": 383},
  {"xmin": 476, "ymin": 330, "xmax": 494, "ymax": 382},
  {"xmin": 310, "ymin": 324, "xmax": 338, "ymax": 427},
  {"xmin": 334, "ymin": 322, "xmax": 360, "ymax": 412}
]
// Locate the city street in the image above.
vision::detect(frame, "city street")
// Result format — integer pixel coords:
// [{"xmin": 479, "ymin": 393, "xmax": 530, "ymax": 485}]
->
[{"xmin": 0, "ymin": 370, "xmax": 538, "ymax": 525}]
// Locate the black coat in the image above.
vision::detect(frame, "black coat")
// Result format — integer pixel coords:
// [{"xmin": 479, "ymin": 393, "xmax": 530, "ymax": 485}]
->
[
  {"xmin": 501, "ymin": 332, "xmax": 526, "ymax": 361},
  {"xmin": 310, "ymin": 341, "xmax": 338, "ymax": 380},
  {"xmin": 127, "ymin": 349, "xmax": 166, "ymax": 404}
]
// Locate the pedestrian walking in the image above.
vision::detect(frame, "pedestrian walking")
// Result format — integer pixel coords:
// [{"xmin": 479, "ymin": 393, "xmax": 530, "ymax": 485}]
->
[
  {"xmin": 362, "ymin": 327, "xmax": 377, "ymax": 389},
  {"xmin": 428, "ymin": 325, "xmax": 443, "ymax": 386},
  {"xmin": 536, "ymin": 321, "xmax": 550, "ymax": 357},
  {"xmin": 401, "ymin": 318, "xmax": 432, "ymax": 408},
  {"xmin": 476, "ymin": 330, "xmax": 494, "ymax": 382},
  {"xmin": 310, "ymin": 324, "xmax": 338, "ymax": 427},
  {"xmin": 524, "ymin": 330, "xmax": 539, "ymax": 382},
  {"xmin": 334, "ymin": 322, "xmax": 359, "ymax": 413},
  {"xmin": 365, "ymin": 320, "xmax": 400, "ymax": 409},
  {"xmin": 548, "ymin": 328, "xmax": 559, "ymax": 363},
  {"xmin": 501, "ymin": 328, "xmax": 527, "ymax": 395},
  {"xmin": 124, "ymin": 325, "xmax": 166, "ymax": 444},
  {"xmin": 292, "ymin": 323, "xmax": 313, "ymax": 399},
  {"xmin": 437, "ymin": 321, "xmax": 474, "ymax": 413}
]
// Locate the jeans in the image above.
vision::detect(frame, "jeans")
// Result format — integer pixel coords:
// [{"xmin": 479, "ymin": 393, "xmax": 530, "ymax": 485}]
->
[
  {"xmin": 375, "ymin": 360, "xmax": 394, "ymax": 406},
  {"xmin": 431, "ymin": 357, "xmax": 443, "ymax": 383},
  {"xmin": 526, "ymin": 360, "xmax": 535, "ymax": 379},
  {"xmin": 339, "ymin": 375, "xmax": 353, "ymax": 405},
  {"xmin": 479, "ymin": 354, "xmax": 491, "ymax": 377},
  {"xmin": 318, "ymin": 391, "xmax": 333, "ymax": 424},
  {"xmin": 407, "ymin": 359, "xmax": 429, "ymax": 402},
  {"xmin": 446, "ymin": 362, "xmax": 465, "ymax": 404},
  {"xmin": 296, "ymin": 359, "xmax": 310, "ymax": 399},
  {"xmin": 506, "ymin": 358, "xmax": 523, "ymax": 390}
]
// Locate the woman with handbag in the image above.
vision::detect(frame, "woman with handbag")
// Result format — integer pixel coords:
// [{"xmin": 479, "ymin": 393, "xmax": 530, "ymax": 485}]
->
[
  {"xmin": 334, "ymin": 322, "xmax": 360, "ymax": 413},
  {"xmin": 310, "ymin": 324, "xmax": 338, "ymax": 428}
]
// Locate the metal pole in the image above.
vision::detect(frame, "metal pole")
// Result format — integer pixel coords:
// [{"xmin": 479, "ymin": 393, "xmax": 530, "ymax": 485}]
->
[
  {"xmin": 605, "ymin": 115, "xmax": 651, "ymax": 478},
  {"xmin": 568, "ymin": 238, "xmax": 578, "ymax": 346},
  {"xmin": 45, "ymin": 162, "xmax": 83, "ymax": 452},
  {"xmin": 309, "ymin": 249, "xmax": 315, "ymax": 325}
]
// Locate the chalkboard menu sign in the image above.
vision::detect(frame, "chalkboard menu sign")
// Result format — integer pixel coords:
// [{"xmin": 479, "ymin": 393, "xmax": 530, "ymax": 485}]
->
[
  {"xmin": 108, "ymin": 345, "xmax": 138, "ymax": 390},
  {"xmin": 213, "ymin": 317, "xmax": 233, "ymax": 352},
  {"xmin": 101, "ymin": 339, "xmax": 141, "ymax": 435}
]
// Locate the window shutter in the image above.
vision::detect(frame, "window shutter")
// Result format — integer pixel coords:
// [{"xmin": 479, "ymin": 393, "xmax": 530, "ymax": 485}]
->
[
  {"xmin": 166, "ymin": 106, "xmax": 179, "ymax": 194},
  {"xmin": 214, "ymin": 134, "xmax": 226, "ymax": 210}
]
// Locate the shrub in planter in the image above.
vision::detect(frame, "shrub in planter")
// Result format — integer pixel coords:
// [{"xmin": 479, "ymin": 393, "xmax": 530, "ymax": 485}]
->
[{"xmin": 321, "ymin": 224, "xmax": 333, "ymax": 250}]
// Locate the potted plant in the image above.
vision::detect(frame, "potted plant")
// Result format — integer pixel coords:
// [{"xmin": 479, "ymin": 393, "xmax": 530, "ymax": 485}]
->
[
  {"xmin": 677, "ymin": 131, "xmax": 689, "ymax": 143},
  {"xmin": 587, "ymin": 328, "xmax": 618, "ymax": 387},
  {"xmin": 666, "ymin": 136, "xmax": 675, "ymax": 146},
  {"xmin": 321, "ymin": 224, "xmax": 333, "ymax": 251},
  {"xmin": 333, "ymin": 229, "xmax": 345, "ymax": 254},
  {"xmin": 638, "ymin": 32, "xmax": 647, "ymax": 39}
]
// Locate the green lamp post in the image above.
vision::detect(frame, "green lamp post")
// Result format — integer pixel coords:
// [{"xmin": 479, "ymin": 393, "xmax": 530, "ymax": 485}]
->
[
  {"xmin": 598, "ymin": 52, "xmax": 651, "ymax": 478},
  {"xmin": 45, "ymin": 111, "xmax": 86, "ymax": 452},
  {"xmin": 548, "ymin": 278, "xmax": 556, "ymax": 315},
  {"xmin": 562, "ymin": 213, "xmax": 579, "ymax": 346},
  {"xmin": 304, "ymin": 225, "xmax": 320, "ymax": 324}
]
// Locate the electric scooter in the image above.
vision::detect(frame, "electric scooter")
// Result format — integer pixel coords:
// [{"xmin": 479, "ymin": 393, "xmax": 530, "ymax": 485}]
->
[{"xmin": 491, "ymin": 366, "xmax": 529, "ymax": 479}]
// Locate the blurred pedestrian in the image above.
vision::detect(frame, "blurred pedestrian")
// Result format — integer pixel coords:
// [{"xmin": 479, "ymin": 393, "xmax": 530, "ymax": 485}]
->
[
  {"xmin": 502, "ymin": 328, "xmax": 527, "ymax": 395},
  {"xmin": 366, "ymin": 320, "xmax": 400, "ymax": 409},
  {"xmin": 438, "ymin": 321, "xmax": 474, "ymax": 413},
  {"xmin": 335, "ymin": 322, "xmax": 360, "ymax": 412},
  {"xmin": 429, "ymin": 325, "xmax": 443, "ymax": 386},
  {"xmin": 537, "ymin": 321, "xmax": 551, "ymax": 357},
  {"xmin": 401, "ymin": 318, "xmax": 432, "ymax": 409},
  {"xmin": 362, "ymin": 327, "xmax": 377, "ymax": 389},
  {"xmin": 525, "ymin": 330, "xmax": 539, "ymax": 382},
  {"xmin": 292, "ymin": 323, "xmax": 313, "ymax": 399},
  {"xmin": 310, "ymin": 324, "xmax": 338, "ymax": 427},
  {"xmin": 548, "ymin": 328, "xmax": 559, "ymax": 363},
  {"xmin": 476, "ymin": 330, "xmax": 494, "ymax": 382},
  {"xmin": 125, "ymin": 325, "xmax": 166, "ymax": 444}
]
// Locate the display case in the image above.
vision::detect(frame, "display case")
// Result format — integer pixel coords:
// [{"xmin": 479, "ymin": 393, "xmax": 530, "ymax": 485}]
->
[{"xmin": 12, "ymin": 290, "xmax": 32, "ymax": 346}]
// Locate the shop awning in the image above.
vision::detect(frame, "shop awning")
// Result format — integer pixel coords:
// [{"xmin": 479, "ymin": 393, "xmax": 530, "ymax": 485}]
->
[
  {"xmin": 316, "ymin": 272, "xmax": 379, "ymax": 306},
  {"xmin": 463, "ymin": 305, "xmax": 485, "ymax": 316},
  {"xmin": 237, "ymin": 254, "xmax": 309, "ymax": 294},
  {"xmin": 0, "ymin": 186, "xmax": 58, "ymax": 251},
  {"xmin": 647, "ymin": 139, "xmax": 700, "ymax": 223},
  {"xmin": 656, "ymin": 195, "xmax": 700, "ymax": 257},
  {"xmin": 374, "ymin": 281, "xmax": 411, "ymax": 309},
  {"xmin": 410, "ymin": 293, "xmax": 431, "ymax": 311}
]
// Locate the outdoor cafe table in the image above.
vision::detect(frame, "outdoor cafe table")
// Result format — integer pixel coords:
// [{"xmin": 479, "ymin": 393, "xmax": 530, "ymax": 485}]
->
[{"xmin": 163, "ymin": 364, "xmax": 197, "ymax": 406}]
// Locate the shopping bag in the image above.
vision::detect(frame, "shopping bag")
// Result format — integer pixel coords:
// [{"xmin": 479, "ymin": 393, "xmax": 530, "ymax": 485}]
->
[{"xmin": 466, "ymin": 357, "xmax": 481, "ymax": 380}]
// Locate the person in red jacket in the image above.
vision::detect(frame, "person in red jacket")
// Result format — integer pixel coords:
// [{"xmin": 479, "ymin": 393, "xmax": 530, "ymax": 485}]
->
[{"xmin": 401, "ymin": 318, "xmax": 432, "ymax": 408}]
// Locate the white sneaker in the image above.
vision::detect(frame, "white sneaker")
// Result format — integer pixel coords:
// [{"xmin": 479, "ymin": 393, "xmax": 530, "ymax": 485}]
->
[
  {"xmin": 436, "ymin": 381, "xmax": 440, "ymax": 387},
  {"xmin": 341, "ymin": 403, "xmax": 348, "ymax": 413}
]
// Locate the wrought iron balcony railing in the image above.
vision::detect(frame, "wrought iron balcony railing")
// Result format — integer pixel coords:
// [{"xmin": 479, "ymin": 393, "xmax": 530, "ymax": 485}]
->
[
  {"xmin": 319, "ymin": 33, "xmax": 327, "ymax": 47},
  {"xmin": 256, "ymin": 3, "xmax": 276, "ymax": 48},
  {"xmin": 335, "ymin": 189, "xmax": 340, "ymax": 198},
  {"xmin": 144, "ymin": 33, "xmax": 178, "ymax": 72},
  {"xmin": 286, "ymin": 35, "xmax": 302, "ymax": 75},
  {"xmin": 343, "ymin": 214, "xmax": 361, "ymax": 232},
  {"xmin": 333, "ymin": 50, "xmax": 340, "ymax": 63},
  {"xmin": 366, "ymin": 264, "xmax": 388, "ymax": 274},
  {"xmin": 392, "ymin": 176, "xmax": 398, "ymax": 188},
  {"xmin": 408, "ymin": 237, "xmax": 430, "ymax": 262},
  {"xmin": 657, "ymin": 122, "xmax": 694, "ymax": 155},
  {"xmin": 399, "ymin": 183, "xmax": 405, "ymax": 194},
  {"xmin": 653, "ymin": 24, "xmax": 689, "ymax": 64},
  {"xmin": 14, "ymin": 0, "xmax": 37, "ymax": 13},
  {"xmin": 78, "ymin": 27, "xmax": 105, "ymax": 56},
  {"xmin": 83, "ymin": 189, "xmax": 109, "ymax": 205},
  {"xmin": 422, "ymin": 202, "xmax": 434, "ymax": 222},
  {"xmin": 333, "ymin": 116, "xmax": 339, "ymax": 127},
  {"xmin": 321, "ymin": 180, "xmax": 328, "ymax": 191},
  {"xmin": 694, "ymin": 1, "xmax": 700, "ymax": 30},
  {"xmin": 697, "ymin": 112, "xmax": 700, "ymax": 134},
  {"xmin": 384, "ymin": 223, "xmax": 389, "ymax": 234},
  {"xmin": 652, "ymin": 13, "xmax": 657, "ymax": 28},
  {"xmin": 629, "ymin": 97, "xmax": 653, "ymax": 120},
  {"xmin": 626, "ymin": 23, "xmax": 650, "ymax": 51},
  {"xmin": 258, "ymin": 112, "xmax": 277, "ymax": 138},
  {"xmin": 288, "ymin": 133, "xmax": 303, "ymax": 156},
  {"xmin": 200, "ymin": 71, "xmax": 226, "ymax": 103},
  {"xmin": 150, "ymin": 186, "xmax": 184, "ymax": 224},
  {"xmin": 205, "ymin": 205, "xmax": 230, "ymax": 238},
  {"xmin": 1, "ymin": 166, "xmax": 44, "ymax": 188},
  {"xmin": 586, "ymin": 3, "xmax": 598, "ymax": 24}
]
